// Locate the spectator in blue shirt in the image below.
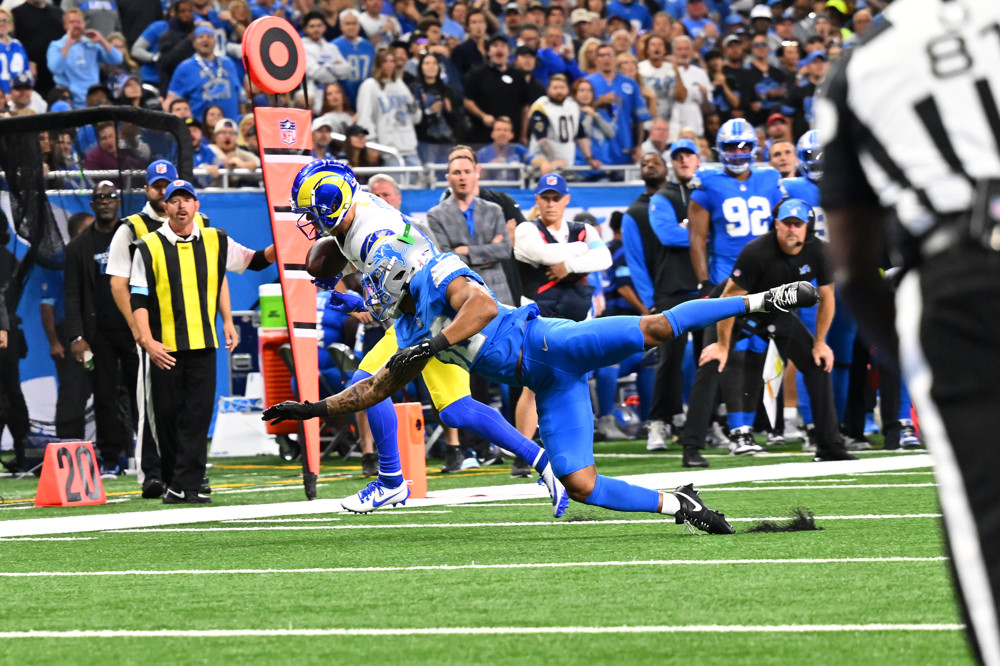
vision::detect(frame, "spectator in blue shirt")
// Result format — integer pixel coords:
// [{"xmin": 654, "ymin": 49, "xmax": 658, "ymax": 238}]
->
[
  {"xmin": 606, "ymin": 0, "xmax": 652, "ymax": 33},
  {"xmin": 0, "ymin": 8, "xmax": 30, "ymax": 95},
  {"xmin": 333, "ymin": 9, "xmax": 375, "ymax": 108},
  {"xmin": 46, "ymin": 9, "xmax": 123, "ymax": 107},
  {"xmin": 587, "ymin": 43, "xmax": 651, "ymax": 165},
  {"xmin": 164, "ymin": 24, "xmax": 244, "ymax": 122}
]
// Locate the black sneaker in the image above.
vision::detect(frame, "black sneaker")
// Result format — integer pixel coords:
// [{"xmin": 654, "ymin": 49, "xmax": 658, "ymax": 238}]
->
[
  {"xmin": 440, "ymin": 446, "xmax": 463, "ymax": 473},
  {"xmin": 162, "ymin": 488, "xmax": 212, "ymax": 504},
  {"xmin": 361, "ymin": 453, "xmax": 379, "ymax": 477},
  {"xmin": 141, "ymin": 477, "xmax": 164, "ymax": 499},
  {"xmin": 510, "ymin": 457, "xmax": 533, "ymax": 478},
  {"xmin": 813, "ymin": 449, "xmax": 859, "ymax": 462},
  {"xmin": 200, "ymin": 477, "xmax": 212, "ymax": 494},
  {"xmin": 682, "ymin": 445, "xmax": 709, "ymax": 468},
  {"xmin": 762, "ymin": 281, "xmax": 819, "ymax": 312},
  {"xmin": 673, "ymin": 483, "xmax": 734, "ymax": 535}
]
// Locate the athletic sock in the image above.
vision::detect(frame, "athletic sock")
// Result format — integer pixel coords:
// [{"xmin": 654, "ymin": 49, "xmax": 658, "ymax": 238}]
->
[
  {"xmin": 439, "ymin": 396, "xmax": 543, "ymax": 466},
  {"xmin": 349, "ymin": 369, "xmax": 402, "ymax": 487},
  {"xmin": 663, "ymin": 296, "xmax": 748, "ymax": 338},
  {"xmin": 659, "ymin": 492, "xmax": 681, "ymax": 515},
  {"xmin": 582, "ymin": 474, "xmax": 660, "ymax": 512}
]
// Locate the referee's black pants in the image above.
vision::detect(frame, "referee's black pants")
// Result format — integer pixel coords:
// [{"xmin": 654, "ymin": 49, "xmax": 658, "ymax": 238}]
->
[
  {"xmin": 721, "ymin": 313, "xmax": 840, "ymax": 453},
  {"xmin": 149, "ymin": 348, "xmax": 215, "ymax": 492},
  {"xmin": 900, "ymin": 247, "xmax": 1000, "ymax": 659}
]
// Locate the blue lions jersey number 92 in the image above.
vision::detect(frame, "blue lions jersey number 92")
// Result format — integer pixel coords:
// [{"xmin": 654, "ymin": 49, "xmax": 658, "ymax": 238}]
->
[{"xmin": 722, "ymin": 195, "xmax": 772, "ymax": 237}]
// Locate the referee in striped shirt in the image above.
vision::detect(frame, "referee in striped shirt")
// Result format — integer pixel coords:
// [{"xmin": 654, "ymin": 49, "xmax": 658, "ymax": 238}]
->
[
  {"xmin": 130, "ymin": 180, "xmax": 275, "ymax": 505},
  {"xmin": 820, "ymin": 1, "xmax": 1000, "ymax": 662}
]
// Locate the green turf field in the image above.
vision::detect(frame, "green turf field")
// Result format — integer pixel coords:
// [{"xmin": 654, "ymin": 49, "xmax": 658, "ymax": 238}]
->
[{"xmin": 0, "ymin": 440, "xmax": 973, "ymax": 665}]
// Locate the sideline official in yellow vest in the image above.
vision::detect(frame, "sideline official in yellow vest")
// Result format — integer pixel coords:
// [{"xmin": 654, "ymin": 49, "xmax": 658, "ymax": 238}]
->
[
  {"xmin": 129, "ymin": 179, "xmax": 273, "ymax": 505},
  {"xmin": 106, "ymin": 159, "xmax": 211, "ymax": 497}
]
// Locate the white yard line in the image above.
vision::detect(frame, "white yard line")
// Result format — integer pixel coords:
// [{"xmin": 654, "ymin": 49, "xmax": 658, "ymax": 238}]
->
[
  {"xmin": 105, "ymin": 513, "xmax": 943, "ymax": 534},
  {"xmin": 0, "ymin": 556, "xmax": 949, "ymax": 578},
  {"xmin": 0, "ymin": 624, "xmax": 962, "ymax": 638},
  {"xmin": 0, "ymin": 454, "xmax": 934, "ymax": 538}
]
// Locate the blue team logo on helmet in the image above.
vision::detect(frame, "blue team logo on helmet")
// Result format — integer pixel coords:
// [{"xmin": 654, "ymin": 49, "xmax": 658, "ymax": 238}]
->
[
  {"xmin": 289, "ymin": 160, "xmax": 360, "ymax": 240},
  {"xmin": 796, "ymin": 130, "xmax": 823, "ymax": 181},
  {"xmin": 717, "ymin": 118, "xmax": 757, "ymax": 175},
  {"xmin": 361, "ymin": 234, "xmax": 433, "ymax": 321}
]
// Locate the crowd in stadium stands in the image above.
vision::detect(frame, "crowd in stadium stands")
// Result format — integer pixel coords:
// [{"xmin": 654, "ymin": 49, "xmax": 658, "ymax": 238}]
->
[{"xmin": 0, "ymin": 0, "xmax": 924, "ymax": 482}]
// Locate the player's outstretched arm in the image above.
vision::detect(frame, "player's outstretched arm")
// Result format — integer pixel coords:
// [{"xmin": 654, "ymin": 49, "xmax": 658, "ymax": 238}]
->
[{"xmin": 263, "ymin": 362, "xmax": 426, "ymax": 423}]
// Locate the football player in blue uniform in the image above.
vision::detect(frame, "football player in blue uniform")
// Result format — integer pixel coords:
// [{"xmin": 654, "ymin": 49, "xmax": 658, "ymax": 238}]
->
[
  {"xmin": 690, "ymin": 118, "xmax": 784, "ymax": 288},
  {"xmin": 265, "ymin": 233, "xmax": 822, "ymax": 534},
  {"xmin": 682, "ymin": 118, "xmax": 784, "ymax": 456},
  {"xmin": 780, "ymin": 130, "xmax": 824, "ymax": 238}
]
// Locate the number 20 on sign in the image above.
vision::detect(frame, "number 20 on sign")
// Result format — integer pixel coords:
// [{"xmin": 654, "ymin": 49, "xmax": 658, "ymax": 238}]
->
[{"xmin": 34, "ymin": 442, "xmax": 107, "ymax": 507}]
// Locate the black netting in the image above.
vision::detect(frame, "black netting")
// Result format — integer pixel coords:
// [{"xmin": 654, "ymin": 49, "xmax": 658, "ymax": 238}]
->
[{"xmin": 0, "ymin": 108, "xmax": 193, "ymax": 309}]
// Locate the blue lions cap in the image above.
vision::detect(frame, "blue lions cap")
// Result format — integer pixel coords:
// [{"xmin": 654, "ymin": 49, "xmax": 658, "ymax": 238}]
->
[
  {"xmin": 798, "ymin": 50, "xmax": 828, "ymax": 68},
  {"xmin": 193, "ymin": 24, "xmax": 215, "ymax": 38},
  {"xmin": 165, "ymin": 179, "xmax": 197, "ymax": 200},
  {"xmin": 534, "ymin": 173, "xmax": 569, "ymax": 196},
  {"xmin": 146, "ymin": 159, "xmax": 178, "ymax": 186},
  {"xmin": 776, "ymin": 199, "xmax": 812, "ymax": 224},
  {"xmin": 669, "ymin": 139, "xmax": 698, "ymax": 157}
]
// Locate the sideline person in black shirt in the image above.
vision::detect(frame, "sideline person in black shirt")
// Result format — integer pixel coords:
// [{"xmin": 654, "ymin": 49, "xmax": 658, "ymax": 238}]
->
[{"xmin": 700, "ymin": 198, "xmax": 853, "ymax": 462}]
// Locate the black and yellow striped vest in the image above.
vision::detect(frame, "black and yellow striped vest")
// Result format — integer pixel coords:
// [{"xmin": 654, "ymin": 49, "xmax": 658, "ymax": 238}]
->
[
  {"xmin": 125, "ymin": 211, "xmax": 209, "ymax": 245},
  {"xmin": 135, "ymin": 227, "xmax": 228, "ymax": 352}
]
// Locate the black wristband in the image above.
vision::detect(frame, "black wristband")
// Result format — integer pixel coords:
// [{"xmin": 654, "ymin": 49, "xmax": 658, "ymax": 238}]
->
[
  {"xmin": 307, "ymin": 400, "xmax": 328, "ymax": 418},
  {"xmin": 427, "ymin": 332, "xmax": 451, "ymax": 354}
]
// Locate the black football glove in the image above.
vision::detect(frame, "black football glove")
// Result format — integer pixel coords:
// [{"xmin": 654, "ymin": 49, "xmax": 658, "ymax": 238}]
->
[
  {"xmin": 697, "ymin": 281, "xmax": 715, "ymax": 298},
  {"xmin": 262, "ymin": 400, "xmax": 328, "ymax": 424},
  {"xmin": 385, "ymin": 333, "xmax": 450, "ymax": 375}
]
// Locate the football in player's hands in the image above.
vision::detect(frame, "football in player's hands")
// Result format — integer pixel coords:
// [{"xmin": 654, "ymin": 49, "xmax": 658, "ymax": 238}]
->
[{"xmin": 306, "ymin": 236, "xmax": 349, "ymax": 278}]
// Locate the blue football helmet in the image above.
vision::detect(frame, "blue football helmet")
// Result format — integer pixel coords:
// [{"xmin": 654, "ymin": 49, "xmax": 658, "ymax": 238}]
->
[
  {"xmin": 289, "ymin": 160, "xmax": 360, "ymax": 239},
  {"xmin": 361, "ymin": 233, "xmax": 435, "ymax": 321},
  {"xmin": 796, "ymin": 130, "xmax": 823, "ymax": 181},
  {"xmin": 717, "ymin": 118, "xmax": 757, "ymax": 175}
]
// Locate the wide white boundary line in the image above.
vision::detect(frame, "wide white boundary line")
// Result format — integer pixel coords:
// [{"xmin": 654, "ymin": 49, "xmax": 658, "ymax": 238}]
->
[
  {"xmin": 0, "ymin": 624, "xmax": 963, "ymax": 638},
  {"xmin": 0, "ymin": 454, "xmax": 933, "ymax": 538},
  {"xmin": 103, "ymin": 513, "xmax": 943, "ymax": 534},
  {"xmin": 0, "ymin": 556, "xmax": 949, "ymax": 578}
]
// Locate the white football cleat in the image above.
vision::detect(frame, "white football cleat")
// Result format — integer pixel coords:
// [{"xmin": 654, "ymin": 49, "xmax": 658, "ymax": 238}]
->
[
  {"xmin": 537, "ymin": 461, "xmax": 569, "ymax": 518},
  {"xmin": 341, "ymin": 479, "xmax": 410, "ymax": 514}
]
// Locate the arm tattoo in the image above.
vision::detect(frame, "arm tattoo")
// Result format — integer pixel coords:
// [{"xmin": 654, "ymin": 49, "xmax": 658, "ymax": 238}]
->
[{"xmin": 320, "ymin": 361, "xmax": 428, "ymax": 416}]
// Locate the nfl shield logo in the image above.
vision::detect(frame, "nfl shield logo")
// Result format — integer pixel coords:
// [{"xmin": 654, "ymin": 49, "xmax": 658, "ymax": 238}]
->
[
  {"xmin": 155, "ymin": 163, "xmax": 167, "ymax": 175},
  {"xmin": 546, "ymin": 175, "xmax": 557, "ymax": 185},
  {"xmin": 279, "ymin": 119, "xmax": 297, "ymax": 146}
]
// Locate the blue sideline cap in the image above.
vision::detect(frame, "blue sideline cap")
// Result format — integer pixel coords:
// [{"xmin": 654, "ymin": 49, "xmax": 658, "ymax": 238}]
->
[
  {"xmin": 165, "ymin": 179, "xmax": 198, "ymax": 200},
  {"xmin": 146, "ymin": 159, "xmax": 178, "ymax": 185},
  {"xmin": 670, "ymin": 139, "xmax": 698, "ymax": 157},
  {"xmin": 193, "ymin": 24, "xmax": 215, "ymax": 38},
  {"xmin": 534, "ymin": 173, "xmax": 569, "ymax": 196},
  {"xmin": 798, "ymin": 50, "xmax": 828, "ymax": 68},
  {"xmin": 776, "ymin": 199, "xmax": 812, "ymax": 224}
]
